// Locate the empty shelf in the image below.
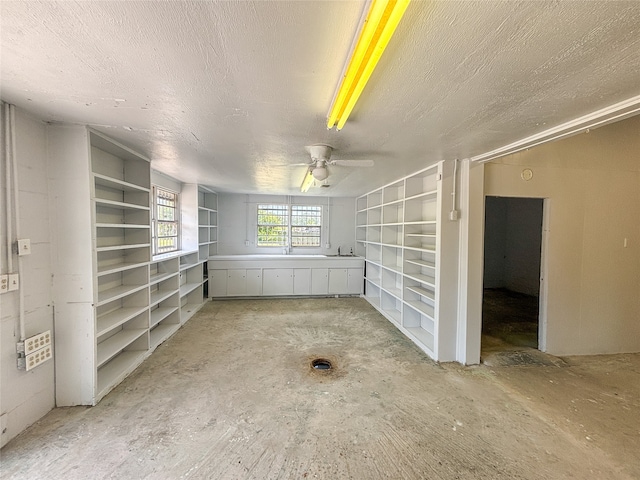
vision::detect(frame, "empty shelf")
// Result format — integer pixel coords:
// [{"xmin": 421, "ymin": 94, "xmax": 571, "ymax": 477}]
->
[
  {"xmin": 404, "ymin": 326, "xmax": 434, "ymax": 352},
  {"xmin": 97, "ymin": 283, "xmax": 148, "ymax": 306},
  {"xmin": 405, "ymin": 285, "xmax": 435, "ymax": 301},
  {"xmin": 150, "ymin": 306, "xmax": 179, "ymax": 328},
  {"xmin": 97, "ymin": 328, "xmax": 147, "ymax": 367},
  {"xmin": 96, "ymin": 307, "xmax": 148, "ymax": 337}
]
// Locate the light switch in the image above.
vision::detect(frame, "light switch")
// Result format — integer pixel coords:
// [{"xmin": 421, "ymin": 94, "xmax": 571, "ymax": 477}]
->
[{"xmin": 17, "ymin": 239, "xmax": 31, "ymax": 256}]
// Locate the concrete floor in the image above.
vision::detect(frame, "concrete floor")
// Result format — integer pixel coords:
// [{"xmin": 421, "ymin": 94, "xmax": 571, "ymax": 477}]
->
[
  {"xmin": 482, "ymin": 288, "xmax": 539, "ymax": 351},
  {"xmin": 2, "ymin": 297, "xmax": 639, "ymax": 479}
]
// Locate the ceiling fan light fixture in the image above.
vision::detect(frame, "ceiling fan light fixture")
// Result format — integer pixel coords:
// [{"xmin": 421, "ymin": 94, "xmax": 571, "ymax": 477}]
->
[
  {"xmin": 327, "ymin": 0, "xmax": 411, "ymax": 131},
  {"xmin": 312, "ymin": 165, "xmax": 328, "ymax": 181},
  {"xmin": 300, "ymin": 168, "xmax": 315, "ymax": 192}
]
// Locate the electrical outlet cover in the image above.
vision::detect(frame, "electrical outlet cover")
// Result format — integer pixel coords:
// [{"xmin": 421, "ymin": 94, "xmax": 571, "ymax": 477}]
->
[
  {"xmin": 17, "ymin": 238, "xmax": 31, "ymax": 256},
  {"xmin": 24, "ymin": 330, "xmax": 51, "ymax": 356},
  {"xmin": 8, "ymin": 274, "xmax": 19, "ymax": 291},
  {"xmin": 25, "ymin": 345, "xmax": 53, "ymax": 371}
]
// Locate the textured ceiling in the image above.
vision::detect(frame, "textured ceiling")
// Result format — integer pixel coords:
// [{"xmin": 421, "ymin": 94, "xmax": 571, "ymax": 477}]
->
[{"xmin": 2, "ymin": 1, "xmax": 639, "ymax": 196}]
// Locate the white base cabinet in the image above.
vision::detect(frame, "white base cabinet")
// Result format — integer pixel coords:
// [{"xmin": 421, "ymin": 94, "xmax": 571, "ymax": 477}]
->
[
  {"xmin": 328, "ymin": 268, "xmax": 348, "ymax": 294},
  {"xmin": 293, "ymin": 269, "xmax": 311, "ymax": 295},
  {"xmin": 347, "ymin": 268, "xmax": 364, "ymax": 295},
  {"xmin": 208, "ymin": 256, "xmax": 364, "ymax": 298},
  {"xmin": 263, "ymin": 269, "xmax": 294, "ymax": 295},
  {"xmin": 311, "ymin": 269, "xmax": 329, "ymax": 295}
]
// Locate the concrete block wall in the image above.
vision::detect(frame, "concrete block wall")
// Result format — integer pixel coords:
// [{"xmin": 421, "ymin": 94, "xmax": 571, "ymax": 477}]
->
[{"xmin": 0, "ymin": 106, "xmax": 55, "ymax": 447}]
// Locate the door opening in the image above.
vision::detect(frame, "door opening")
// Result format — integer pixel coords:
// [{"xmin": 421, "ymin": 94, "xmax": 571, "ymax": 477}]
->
[{"xmin": 481, "ymin": 196, "xmax": 544, "ymax": 358}]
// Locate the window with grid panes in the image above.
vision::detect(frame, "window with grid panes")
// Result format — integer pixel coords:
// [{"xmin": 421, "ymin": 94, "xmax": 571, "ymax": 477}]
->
[
  {"xmin": 153, "ymin": 187, "xmax": 179, "ymax": 254},
  {"xmin": 257, "ymin": 204, "xmax": 322, "ymax": 247},
  {"xmin": 291, "ymin": 205, "xmax": 321, "ymax": 247},
  {"xmin": 257, "ymin": 204, "xmax": 289, "ymax": 246}
]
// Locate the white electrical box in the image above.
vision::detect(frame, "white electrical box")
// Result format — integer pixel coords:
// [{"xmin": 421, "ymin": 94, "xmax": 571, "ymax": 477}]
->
[
  {"xmin": 17, "ymin": 330, "xmax": 53, "ymax": 371},
  {"xmin": 17, "ymin": 238, "xmax": 31, "ymax": 256},
  {"xmin": 8, "ymin": 274, "xmax": 19, "ymax": 291}
]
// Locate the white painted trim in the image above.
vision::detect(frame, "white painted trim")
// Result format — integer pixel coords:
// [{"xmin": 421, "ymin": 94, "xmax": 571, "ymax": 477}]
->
[
  {"xmin": 538, "ymin": 198, "xmax": 551, "ymax": 353},
  {"xmin": 456, "ymin": 160, "xmax": 484, "ymax": 365},
  {"xmin": 470, "ymin": 95, "xmax": 640, "ymax": 163},
  {"xmin": 456, "ymin": 161, "xmax": 471, "ymax": 363}
]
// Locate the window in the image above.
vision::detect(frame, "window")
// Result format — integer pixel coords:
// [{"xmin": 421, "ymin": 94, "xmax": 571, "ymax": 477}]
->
[
  {"xmin": 257, "ymin": 204, "xmax": 288, "ymax": 246},
  {"xmin": 257, "ymin": 204, "xmax": 322, "ymax": 248},
  {"xmin": 291, "ymin": 205, "xmax": 322, "ymax": 247},
  {"xmin": 153, "ymin": 187, "xmax": 179, "ymax": 254}
]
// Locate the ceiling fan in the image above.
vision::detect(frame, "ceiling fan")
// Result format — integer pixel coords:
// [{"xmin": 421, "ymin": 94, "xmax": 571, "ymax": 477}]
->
[{"xmin": 298, "ymin": 145, "xmax": 374, "ymax": 191}]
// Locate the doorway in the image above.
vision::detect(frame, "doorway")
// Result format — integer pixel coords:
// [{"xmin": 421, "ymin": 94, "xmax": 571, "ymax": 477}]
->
[{"xmin": 481, "ymin": 196, "xmax": 544, "ymax": 357}]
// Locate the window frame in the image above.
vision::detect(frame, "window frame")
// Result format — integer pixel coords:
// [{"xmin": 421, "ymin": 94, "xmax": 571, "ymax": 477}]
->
[
  {"xmin": 152, "ymin": 186, "xmax": 180, "ymax": 255},
  {"xmin": 290, "ymin": 204, "xmax": 322, "ymax": 248},
  {"xmin": 256, "ymin": 203, "xmax": 322, "ymax": 248},
  {"xmin": 256, "ymin": 204, "xmax": 289, "ymax": 247}
]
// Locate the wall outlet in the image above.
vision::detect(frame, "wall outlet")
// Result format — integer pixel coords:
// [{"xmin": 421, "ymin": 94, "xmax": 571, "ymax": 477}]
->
[
  {"xmin": 0, "ymin": 275, "xmax": 8, "ymax": 293},
  {"xmin": 17, "ymin": 238, "xmax": 31, "ymax": 256},
  {"xmin": 25, "ymin": 345, "xmax": 53, "ymax": 371},
  {"xmin": 245, "ymin": 240, "xmax": 250, "ymax": 247},
  {"xmin": 325, "ymin": 243, "xmax": 331, "ymax": 249},
  {"xmin": 24, "ymin": 330, "xmax": 51, "ymax": 356},
  {"xmin": 8, "ymin": 274, "xmax": 19, "ymax": 291}
]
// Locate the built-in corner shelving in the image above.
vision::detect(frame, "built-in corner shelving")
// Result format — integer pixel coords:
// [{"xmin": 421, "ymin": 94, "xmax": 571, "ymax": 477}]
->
[
  {"xmin": 149, "ymin": 256, "xmax": 180, "ymax": 349},
  {"xmin": 49, "ymin": 126, "xmax": 215, "ymax": 407},
  {"xmin": 198, "ymin": 186, "xmax": 218, "ymax": 262},
  {"xmin": 357, "ymin": 163, "xmax": 445, "ymax": 360}
]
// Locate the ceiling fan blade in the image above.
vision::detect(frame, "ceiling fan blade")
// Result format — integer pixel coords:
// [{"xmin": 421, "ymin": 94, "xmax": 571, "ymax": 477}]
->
[{"xmin": 330, "ymin": 159, "xmax": 374, "ymax": 167}]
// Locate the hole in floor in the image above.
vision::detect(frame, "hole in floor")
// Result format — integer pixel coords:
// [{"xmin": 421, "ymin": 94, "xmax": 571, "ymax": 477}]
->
[{"xmin": 311, "ymin": 358, "xmax": 332, "ymax": 370}]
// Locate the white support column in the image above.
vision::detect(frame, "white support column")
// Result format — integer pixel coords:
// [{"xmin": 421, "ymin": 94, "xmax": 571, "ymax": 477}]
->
[{"xmin": 456, "ymin": 160, "xmax": 485, "ymax": 365}]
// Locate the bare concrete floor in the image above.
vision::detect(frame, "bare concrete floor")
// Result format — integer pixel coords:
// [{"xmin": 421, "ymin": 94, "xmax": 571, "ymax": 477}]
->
[{"xmin": 2, "ymin": 298, "xmax": 639, "ymax": 479}]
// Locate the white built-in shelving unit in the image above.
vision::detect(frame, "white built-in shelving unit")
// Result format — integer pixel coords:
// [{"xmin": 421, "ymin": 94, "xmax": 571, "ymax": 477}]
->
[
  {"xmin": 49, "ymin": 126, "xmax": 213, "ymax": 406},
  {"xmin": 197, "ymin": 187, "xmax": 218, "ymax": 298},
  {"xmin": 198, "ymin": 186, "xmax": 218, "ymax": 262},
  {"xmin": 357, "ymin": 163, "xmax": 445, "ymax": 359}
]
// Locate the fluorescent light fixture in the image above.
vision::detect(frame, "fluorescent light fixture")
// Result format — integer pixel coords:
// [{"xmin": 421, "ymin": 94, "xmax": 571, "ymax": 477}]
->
[
  {"xmin": 300, "ymin": 168, "xmax": 315, "ymax": 192},
  {"xmin": 327, "ymin": 0, "xmax": 410, "ymax": 131}
]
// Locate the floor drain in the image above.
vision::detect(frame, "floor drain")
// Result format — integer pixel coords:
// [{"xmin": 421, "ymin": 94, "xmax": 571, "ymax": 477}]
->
[{"xmin": 311, "ymin": 358, "xmax": 332, "ymax": 370}]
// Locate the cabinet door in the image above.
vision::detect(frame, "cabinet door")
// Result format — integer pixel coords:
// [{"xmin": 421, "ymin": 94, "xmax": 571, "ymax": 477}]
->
[
  {"xmin": 328, "ymin": 268, "xmax": 348, "ymax": 294},
  {"xmin": 210, "ymin": 270, "xmax": 227, "ymax": 297},
  {"xmin": 293, "ymin": 268, "xmax": 311, "ymax": 295},
  {"xmin": 262, "ymin": 268, "xmax": 294, "ymax": 295},
  {"xmin": 246, "ymin": 269, "xmax": 262, "ymax": 296},
  {"xmin": 227, "ymin": 269, "xmax": 247, "ymax": 296},
  {"xmin": 311, "ymin": 268, "xmax": 329, "ymax": 295},
  {"xmin": 347, "ymin": 268, "xmax": 363, "ymax": 294}
]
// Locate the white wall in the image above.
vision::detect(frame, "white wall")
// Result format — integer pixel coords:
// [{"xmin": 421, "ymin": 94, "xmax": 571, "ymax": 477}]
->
[
  {"xmin": 0, "ymin": 106, "xmax": 55, "ymax": 447},
  {"xmin": 483, "ymin": 114, "xmax": 640, "ymax": 355},
  {"xmin": 217, "ymin": 193, "xmax": 356, "ymax": 256}
]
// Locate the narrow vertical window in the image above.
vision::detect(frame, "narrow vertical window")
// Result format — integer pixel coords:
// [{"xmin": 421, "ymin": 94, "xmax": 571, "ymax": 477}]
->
[{"xmin": 154, "ymin": 187, "xmax": 179, "ymax": 254}]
